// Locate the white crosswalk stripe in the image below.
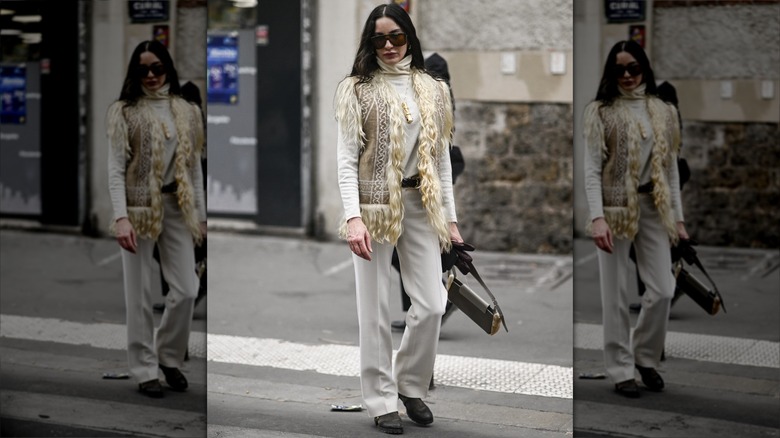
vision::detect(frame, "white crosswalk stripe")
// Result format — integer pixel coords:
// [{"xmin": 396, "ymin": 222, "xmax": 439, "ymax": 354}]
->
[
  {"xmin": 208, "ymin": 333, "xmax": 573, "ymax": 399},
  {"xmin": 575, "ymin": 322, "xmax": 780, "ymax": 368}
]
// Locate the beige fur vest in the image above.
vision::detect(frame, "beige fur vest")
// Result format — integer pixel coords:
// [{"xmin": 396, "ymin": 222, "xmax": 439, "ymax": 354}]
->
[
  {"xmin": 583, "ymin": 96, "xmax": 680, "ymax": 243},
  {"xmin": 334, "ymin": 70, "xmax": 454, "ymax": 250},
  {"xmin": 106, "ymin": 96, "xmax": 204, "ymax": 244}
]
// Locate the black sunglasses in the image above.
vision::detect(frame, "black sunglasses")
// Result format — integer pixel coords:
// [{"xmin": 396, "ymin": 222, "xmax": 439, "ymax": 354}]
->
[
  {"xmin": 615, "ymin": 63, "xmax": 642, "ymax": 78},
  {"xmin": 137, "ymin": 63, "xmax": 166, "ymax": 78},
  {"xmin": 370, "ymin": 32, "xmax": 407, "ymax": 50}
]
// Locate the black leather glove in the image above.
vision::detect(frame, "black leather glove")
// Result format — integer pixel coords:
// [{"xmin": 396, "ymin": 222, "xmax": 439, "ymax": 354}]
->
[
  {"xmin": 451, "ymin": 241, "xmax": 475, "ymax": 275},
  {"xmin": 672, "ymin": 238, "xmax": 698, "ymax": 265}
]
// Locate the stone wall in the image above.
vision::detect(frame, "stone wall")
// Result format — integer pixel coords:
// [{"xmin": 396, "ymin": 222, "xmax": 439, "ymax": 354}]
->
[
  {"xmin": 653, "ymin": 2, "xmax": 780, "ymax": 79},
  {"xmin": 653, "ymin": 1, "xmax": 780, "ymax": 249},
  {"xmin": 417, "ymin": 0, "xmax": 572, "ymax": 51},
  {"xmin": 452, "ymin": 101, "xmax": 573, "ymax": 253},
  {"xmin": 680, "ymin": 121, "xmax": 779, "ymax": 248}
]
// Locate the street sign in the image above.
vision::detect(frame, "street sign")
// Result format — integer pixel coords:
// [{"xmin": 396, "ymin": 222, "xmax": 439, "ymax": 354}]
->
[
  {"xmin": 605, "ymin": 0, "xmax": 646, "ymax": 23},
  {"xmin": 128, "ymin": 0, "xmax": 170, "ymax": 23}
]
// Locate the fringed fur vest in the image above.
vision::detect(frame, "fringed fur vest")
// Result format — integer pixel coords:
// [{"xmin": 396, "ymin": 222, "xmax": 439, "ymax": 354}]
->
[
  {"xmin": 106, "ymin": 95, "xmax": 204, "ymax": 244},
  {"xmin": 334, "ymin": 69, "xmax": 454, "ymax": 250},
  {"xmin": 583, "ymin": 95, "xmax": 680, "ymax": 243}
]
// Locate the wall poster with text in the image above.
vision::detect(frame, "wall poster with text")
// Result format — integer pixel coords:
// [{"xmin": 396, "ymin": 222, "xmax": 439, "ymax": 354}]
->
[
  {"xmin": 207, "ymin": 34, "xmax": 239, "ymax": 105},
  {"xmin": 0, "ymin": 65, "xmax": 27, "ymax": 124}
]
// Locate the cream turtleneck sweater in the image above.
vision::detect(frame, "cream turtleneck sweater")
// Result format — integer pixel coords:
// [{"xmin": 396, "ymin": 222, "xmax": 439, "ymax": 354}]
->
[
  {"xmin": 337, "ymin": 56, "xmax": 457, "ymax": 223},
  {"xmin": 584, "ymin": 84, "xmax": 684, "ymax": 223}
]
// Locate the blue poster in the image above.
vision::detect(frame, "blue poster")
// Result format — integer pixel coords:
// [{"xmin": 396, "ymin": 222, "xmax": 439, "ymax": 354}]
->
[
  {"xmin": 0, "ymin": 65, "xmax": 27, "ymax": 124},
  {"xmin": 207, "ymin": 34, "xmax": 239, "ymax": 105}
]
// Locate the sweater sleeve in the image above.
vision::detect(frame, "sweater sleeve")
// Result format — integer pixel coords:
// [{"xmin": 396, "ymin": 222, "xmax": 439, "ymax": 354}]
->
[
  {"xmin": 192, "ymin": 158, "xmax": 207, "ymax": 222},
  {"xmin": 583, "ymin": 101, "xmax": 605, "ymax": 221},
  {"xmin": 668, "ymin": 104, "xmax": 684, "ymax": 222},
  {"xmin": 191, "ymin": 105, "xmax": 207, "ymax": 222},
  {"xmin": 439, "ymin": 145, "xmax": 458, "ymax": 222},
  {"xmin": 106, "ymin": 102, "xmax": 129, "ymax": 222},
  {"xmin": 334, "ymin": 77, "xmax": 362, "ymax": 221},
  {"xmin": 107, "ymin": 139, "xmax": 128, "ymax": 221},
  {"xmin": 669, "ymin": 157, "xmax": 684, "ymax": 222},
  {"xmin": 438, "ymin": 80, "xmax": 457, "ymax": 222}
]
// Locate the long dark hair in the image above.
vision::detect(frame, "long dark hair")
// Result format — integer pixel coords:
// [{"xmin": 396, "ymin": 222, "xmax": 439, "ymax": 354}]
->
[
  {"xmin": 350, "ymin": 3, "xmax": 426, "ymax": 83},
  {"xmin": 119, "ymin": 40, "xmax": 181, "ymax": 103},
  {"xmin": 595, "ymin": 40, "xmax": 657, "ymax": 104}
]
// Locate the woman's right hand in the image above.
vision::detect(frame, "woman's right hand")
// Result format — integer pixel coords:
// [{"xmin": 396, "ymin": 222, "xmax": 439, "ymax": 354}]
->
[
  {"xmin": 347, "ymin": 217, "xmax": 372, "ymax": 261},
  {"xmin": 591, "ymin": 217, "xmax": 613, "ymax": 254},
  {"xmin": 115, "ymin": 217, "xmax": 138, "ymax": 254}
]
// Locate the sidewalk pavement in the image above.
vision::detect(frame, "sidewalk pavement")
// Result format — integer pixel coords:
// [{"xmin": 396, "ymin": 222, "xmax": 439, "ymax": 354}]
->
[
  {"xmin": 572, "ymin": 237, "xmax": 779, "ymax": 437},
  {"xmin": 205, "ymin": 229, "xmax": 575, "ymax": 437},
  {"xmin": 0, "ymin": 227, "xmax": 207, "ymax": 437}
]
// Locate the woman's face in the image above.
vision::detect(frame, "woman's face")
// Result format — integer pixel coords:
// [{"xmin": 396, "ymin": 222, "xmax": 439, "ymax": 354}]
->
[
  {"xmin": 615, "ymin": 51, "xmax": 643, "ymax": 92},
  {"xmin": 373, "ymin": 17, "xmax": 407, "ymax": 66},
  {"xmin": 139, "ymin": 51, "xmax": 167, "ymax": 92}
]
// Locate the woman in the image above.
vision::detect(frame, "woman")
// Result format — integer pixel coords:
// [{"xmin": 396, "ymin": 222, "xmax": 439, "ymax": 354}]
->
[
  {"xmin": 583, "ymin": 40, "xmax": 688, "ymax": 398},
  {"xmin": 335, "ymin": 4, "xmax": 462, "ymax": 434},
  {"xmin": 107, "ymin": 40, "xmax": 206, "ymax": 398}
]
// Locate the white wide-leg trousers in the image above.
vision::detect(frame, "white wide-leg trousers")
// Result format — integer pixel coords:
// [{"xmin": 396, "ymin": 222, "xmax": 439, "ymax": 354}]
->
[
  {"xmin": 121, "ymin": 194, "xmax": 199, "ymax": 383},
  {"xmin": 352, "ymin": 189, "xmax": 447, "ymax": 418},
  {"xmin": 598, "ymin": 194, "xmax": 675, "ymax": 384}
]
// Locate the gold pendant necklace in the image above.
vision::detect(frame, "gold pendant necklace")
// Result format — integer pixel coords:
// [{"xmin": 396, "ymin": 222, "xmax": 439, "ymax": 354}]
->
[
  {"xmin": 161, "ymin": 122, "xmax": 171, "ymax": 140},
  {"xmin": 638, "ymin": 121, "xmax": 647, "ymax": 140},
  {"xmin": 402, "ymin": 102, "xmax": 413, "ymax": 124},
  {"xmin": 401, "ymin": 77, "xmax": 413, "ymax": 124}
]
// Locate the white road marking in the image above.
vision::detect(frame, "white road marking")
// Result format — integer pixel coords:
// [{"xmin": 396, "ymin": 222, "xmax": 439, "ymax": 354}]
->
[
  {"xmin": 574, "ymin": 250, "xmax": 597, "ymax": 266},
  {"xmin": 575, "ymin": 322, "xmax": 779, "ymax": 368},
  {"xmin": 322, "ymin": 258, "xmax": 353, "ymax": 276},
  {"xmin": 208, "ymin": 333, "xmax": 573, "ymax": 399},
  {"xmin": 96, "ymin": 251, "xmax": 122, "ymax": 266},
  {"xmin": 0, "ymin": 314, "xmax": 206, "ymax": 358}
]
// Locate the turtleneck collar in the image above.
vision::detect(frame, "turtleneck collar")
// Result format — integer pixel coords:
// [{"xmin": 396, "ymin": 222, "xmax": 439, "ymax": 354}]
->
[
  {"xmin": 376, "ymin": 55, "xmax": 412, "ymax": 75},
  {"xmin": 141, "ymin": 83, "xmax": 171, "ymax": 99},
  {"xmin": 618, "ymin": 83, "xmax": 646, "ymax": 100}
]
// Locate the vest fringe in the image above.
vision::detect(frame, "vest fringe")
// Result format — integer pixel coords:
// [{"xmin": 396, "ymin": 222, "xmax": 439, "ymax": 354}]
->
[
  {"xmin": 338, "ymin": 204, "xmax": 403, "ymax": 244},
  {"xmin": 334, "ymin": 77, "xmax": 366, "ymax": 153},
  {"xmin": 107, "ymin": 207, "xmax": 159, "ymax": 240},
  {"xmin": 107, "ymin": 101, "xmax": 131, "ymax": 160}
]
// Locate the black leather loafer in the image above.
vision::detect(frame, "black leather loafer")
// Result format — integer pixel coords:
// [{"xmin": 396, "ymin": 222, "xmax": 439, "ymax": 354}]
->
[
  {"xmin": 636, "ymin": 365, "xmax": 664, "ymax": 391},
  {"xmin": 374, "ymin": 412, "xmax": 403, "ymax": 434},
  {"xmin": 614, "ymin": 379, "xmax": 640, "ymax": 398},
  {"xmin": 159, "ymin": 364, "xmax": 188, "ymax": 391},
  {"xmin": 138, "ymin": 379, "xmax": 164, "ymax": 398},
  {"xmin": 398, "ymin": 393, "xmax": 433, "ymax": 425}
]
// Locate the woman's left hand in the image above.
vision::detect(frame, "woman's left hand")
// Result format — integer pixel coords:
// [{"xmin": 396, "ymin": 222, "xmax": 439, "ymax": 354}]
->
[
  {"xmin": 199, "ymin": 221, "xmax": 207, "ymax": 239},
  {"xmin": 449, "ymin": 222, "xmax": 463, "ymax": 244},
  {"xmin": 676, "ymin": 221, "xmax": 689, "ymax": 241}
]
